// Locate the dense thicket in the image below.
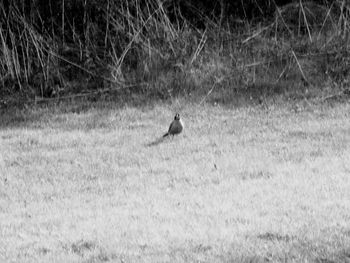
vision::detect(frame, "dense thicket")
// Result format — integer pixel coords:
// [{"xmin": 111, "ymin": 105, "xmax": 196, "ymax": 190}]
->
[{"xmin": 0, "ymin": 0, "xmax": 349, "ymax": 104}]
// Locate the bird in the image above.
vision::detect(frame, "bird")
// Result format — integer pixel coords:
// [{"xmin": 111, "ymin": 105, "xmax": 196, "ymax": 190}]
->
[{"xmin": 163, "ymin": 113, "xmax": 184, "ymax": 137}]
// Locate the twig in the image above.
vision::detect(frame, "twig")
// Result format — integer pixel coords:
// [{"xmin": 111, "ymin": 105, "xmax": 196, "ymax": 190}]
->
[
  {"xmin": 274, "ymin": 60, "xmax": 290, "ymax": 83},
  {"xmin": 245, "ymin": 61, "xmax": 269, "ymax": 67},
  {"xmin": 199, "ymin": 80, "xmax": 220, "ymax": 106},
  {"xmin": 317, "ymin": 1, "xmax": 335, "ymax": 41},
  {"xmin": 299, "ymin": 0, "xmax": 312, "ymax": 42},
  {"xmin": 45, "ymin": 48, "xmax": 122, "ymax": 85},
  {"xmin": 291, "ymin": 50, "xmax": 309, "ymax": 85},
  {"xmin": 321, "ymin": 90, "xmax": 349, "ymax": 102},
  {"xmin": 242, "ymin": 25, "xmax": 271, "ymax": 44},
  {"xmin": 273, "ymin": 0, "xmax": 294, "ymax": 38},
  {"xmin": 29, "ymin": 84, "xmax": 148, "ymax": 104},
  {"xmin": 190, "ymin": 29, "xmax": 207, "ymax": 65}
]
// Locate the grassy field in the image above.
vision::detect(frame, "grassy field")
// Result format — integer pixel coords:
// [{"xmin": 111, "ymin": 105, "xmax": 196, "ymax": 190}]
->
[{"xmin": 1, "ymin": 100, "xmax": 350, "ymax": 263}]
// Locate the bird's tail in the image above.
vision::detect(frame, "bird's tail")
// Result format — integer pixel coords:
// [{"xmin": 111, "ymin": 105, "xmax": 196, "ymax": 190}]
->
[{"xmin": 163, "ymin": 133, "xmax": 169, "ymax": 137}]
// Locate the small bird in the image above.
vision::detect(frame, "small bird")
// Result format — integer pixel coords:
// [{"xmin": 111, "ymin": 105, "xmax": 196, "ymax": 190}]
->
[{"xmin": 163, "ymin": 113, "xmax": 184, "ymax": 137}]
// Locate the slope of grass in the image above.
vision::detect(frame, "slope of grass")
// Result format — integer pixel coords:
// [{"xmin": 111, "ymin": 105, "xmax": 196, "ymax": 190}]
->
[{"xmin": 1, "ymin": 100, "xmax": 350, "ymax": 263}]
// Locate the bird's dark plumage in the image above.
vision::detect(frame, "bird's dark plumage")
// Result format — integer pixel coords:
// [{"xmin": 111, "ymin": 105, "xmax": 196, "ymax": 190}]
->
[{"xmin": 163, "ymin": 113, "xmax": 183, "ymax": 137}]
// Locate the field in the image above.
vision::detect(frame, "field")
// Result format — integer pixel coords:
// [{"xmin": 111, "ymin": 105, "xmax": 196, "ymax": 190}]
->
[{"xmin": 1, "ymin": 100, "xmax": 350, "ymax": 263}]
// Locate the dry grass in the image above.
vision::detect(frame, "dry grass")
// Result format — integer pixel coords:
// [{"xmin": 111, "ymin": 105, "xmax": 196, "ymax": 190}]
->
[{"xmin": 1, "ymin": 100, "xmax": 350, "ymax": 263}]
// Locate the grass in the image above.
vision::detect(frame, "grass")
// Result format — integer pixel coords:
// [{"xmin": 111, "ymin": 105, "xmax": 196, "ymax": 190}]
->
[{"xmin": 1, "ymin": 99, "xmax": 350, "ymax": 263}]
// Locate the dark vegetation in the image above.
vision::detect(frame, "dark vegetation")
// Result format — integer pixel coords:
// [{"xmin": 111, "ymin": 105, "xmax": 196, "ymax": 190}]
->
[{"xmin": 0, "ymin": 0, "xmax": 349, "ymax": 108}]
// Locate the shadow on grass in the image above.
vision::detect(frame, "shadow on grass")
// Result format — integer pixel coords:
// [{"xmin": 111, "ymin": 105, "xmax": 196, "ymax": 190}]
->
[
  {"xmin": 0, "ymin": 92, "xmax": 162, "ymax": 129},
  {"xmin": 0, "ymin": 83, "xmax": 347, "ymax": 130},
  {"xmin": 145, "ymin": 136, "xmax": 166, "ymax": 147},
  {"xmin": 0, "ymin": 97, "xmax": 159, "ymax": 130},
  {"xmin": 0, "ymin": 106, "xmax": 114, "ymax": 130},
  {"xmin": 0, "ymin": 108, "xmax": 47, "ymax": 129}
]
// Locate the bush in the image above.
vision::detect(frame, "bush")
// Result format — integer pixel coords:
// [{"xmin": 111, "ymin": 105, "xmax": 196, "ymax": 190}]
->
[{"xmin": 0, "ymin": 0, "xmax": 349, "ymax": 105}]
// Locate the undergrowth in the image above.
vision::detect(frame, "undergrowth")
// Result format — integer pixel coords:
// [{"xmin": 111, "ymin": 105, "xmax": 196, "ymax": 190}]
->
[{"xmin": 0, "ymin": 0, "xmax": 350, "ymax": 108}]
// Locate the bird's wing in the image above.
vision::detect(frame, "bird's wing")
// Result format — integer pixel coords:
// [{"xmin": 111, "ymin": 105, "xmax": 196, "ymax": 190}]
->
[{"xmin": 168, "ymin": 121, "xmax": 175, "ymax": 133}]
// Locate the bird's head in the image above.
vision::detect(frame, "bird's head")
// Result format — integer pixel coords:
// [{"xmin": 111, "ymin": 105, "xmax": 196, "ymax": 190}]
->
[{"xmin": 174, "ymin": 113, "xmax": 180, "ymax": 120}]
